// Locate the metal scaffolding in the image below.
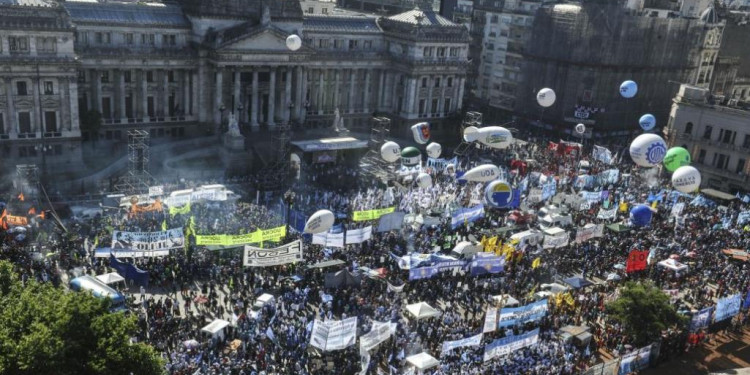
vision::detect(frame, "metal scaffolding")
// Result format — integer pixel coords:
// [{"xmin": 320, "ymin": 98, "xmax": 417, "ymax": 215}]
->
[
  {"xmin": 359, "ymin": 116, "xmax": 397, "ymax": 183},
  {"xmin": 116, "ymin": 130, "xmax": 153, "ymax": 195},
  {"xmin": 258, "ymin": 123, "xmax": 292, "ymax": 191},
  {"xmin": 453, "ymin": 111, "xmax": 483, "ymax": 156}
]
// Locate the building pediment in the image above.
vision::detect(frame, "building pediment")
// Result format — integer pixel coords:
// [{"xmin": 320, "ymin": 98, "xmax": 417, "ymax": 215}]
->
[{"xmin": 217, "ymin": 26, "xmax": 312, "ymax": 53}]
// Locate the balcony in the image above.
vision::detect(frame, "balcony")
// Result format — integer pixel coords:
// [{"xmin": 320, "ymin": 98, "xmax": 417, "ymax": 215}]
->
[{"xmin": 697, "ymin": 162, "xmax": 748, "ymax": 182}]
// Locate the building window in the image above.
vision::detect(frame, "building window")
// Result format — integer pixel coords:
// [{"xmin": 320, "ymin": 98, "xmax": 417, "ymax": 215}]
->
[
  {"xmin": 684, "ymin": 122, "xmax": 693, "ymax": 134},
  {"xmin": 95, "ymin": 32, "xmax": 111, "ymax": 44},
  {"xmin": 431, "ymin": 98, "xmax": 438, "ymax": 114},
  {"xmin": 124, "ymin": 71, "xmax": 131, "ymax": 83},
  {"xmin": 168, "ymin": 70, "xmax": 175, "ymax": 83},
  {"xmin": 364, "ymin": 40, "xmax": 372, "ymax": 49},
  {"xmin": 437, "ymin": 47, "xmax": 446, "ymax": 57},
  {"xmin": 424, "ymin": 47, "xmax": 433, "ymax": 57},
  {"xmin": 125, "ymin": 33, "xmax": 134, "ymax": 45},
  {"xmin": 101, "ymin": 71, "xmax": 110, "ymax": 83},
  {"xmin": 490, "ymin": 15, "xmax": 499, "ymax": 23},
  {"xmin": 434, "ymin": 77, "xmax": 441, "ymax": 88},
  {"xmin": 444, "ymin": 98, "xmax": 452, "ymax": 112},
  {"xmin": 447, "ymin": 77, "xmax": 454, "ymax": 87},
  {"xmin": 142, "ymin": 34, "xmax": 155, "ymax": 45},
  {"xmin": 43, "ymin": 81, "xmax": 53, "ymax": 95},
  {"xmin": 163, "ymin": 34, "xmax": 176, "ymax": 46},
  {"xmin": 715, "ymin": 153, "xmax": 729, "ymax": 170},
  {"xmin": 349, "ymin": 40, "xmax": 358, "ymax": 50},
  {"xmin": 401, "ymin": 44, "xmax": 408, "ymax": 55},
  {"xmin": 737, "ymin": 159, "xmax": 746, "ymax": 174},
  {"xmin": 77, "ymin": 32, "xmax": 88, "ymax": 44},
  {"xmin": 450, "ymin": 47, "xmax": 459, "ymax": 57},
  {"xmin": 0, "ymin": 114, "xmax": 4, "ymax": 134},
  {"xmin": 16, "ymin": 81, "xmax": 28, "ymax": 96},
  {"xmin": 44, "ymin": 111, "xmax": 57, "ymax": 133},
  {"xmin": 322, "ymin": 7, "xmax": 328, "ymax": 14},
  {"xmin": 18, "ymin": 112, "xmax": 31, "ymax": 134},
  {"xmin": 418, "ymin": 99, "xmax": 426, "ymax": 115},
  {"xmin": 702, "ymin": 125, "xmax": 712, "ymax": 140},
  {"xmin": 334, "ymin": 39, "xmax": 343, "ymax": 49},
  {"xmin": 744, "ymin": 134, "xmax": 750, "ymax": 148},
  {"xmin": 9, "ymin": 36, "xmax": 29, "ymax": 52},
  {"xmin": 720, "ymin": 129, "xmax": 735, "ymax": 144},
  {"xmin": 421, "ymin": 77, "xmax": 428, "ymax": 88},
  {"xmin": 307, "ymin": 7, "xmax": 314, "ymax": 13},
  {"xmin": 697, "ymin": 149, "xmax": 706, "ymax": 163},
  {"xmin": 147, "ymin": 71, "xmax": 154, "ymax": 82},
  {"xmin": 36, "ymin": 37, "xmax": 56, "ymax": 53}
]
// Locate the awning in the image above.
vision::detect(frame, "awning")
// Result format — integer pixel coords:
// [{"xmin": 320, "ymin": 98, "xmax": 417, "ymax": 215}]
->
[
  {"xmin": 307, "ymin": 259, "xmax": 346, "ymax": 269},
  {"xmin": 201, "ymin": 319, "xmax": 230, "ymax": 334},
  {"xmin": 291, "ymin": 137, "xmax": 368, "ymax": 152},
  {"xmin": 96, "ymin": 272, "xmax": 125, "ymax": 285},
  {"xmin": 701, "ymin": 188, "xmax": 736, "ymax": 201},
  {"xmin": 406, "ymin": 352, "xmax": 439, "ymax": 371},
  {"xmin": 405, "ymin": 302, "xmax": 440, "ymax": 320}
]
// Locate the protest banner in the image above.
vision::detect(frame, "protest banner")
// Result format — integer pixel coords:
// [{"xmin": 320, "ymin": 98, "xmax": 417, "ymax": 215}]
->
[
  {"xmin": 483, "ymin": 329, "xmax": 540, "ymax": 362},
  {"xmin": 352, "ymin": 207, "xmax": 396, "ymax": 221},
  {"xmin": 111, "ymin": 228, "xmax": 184, "ymax": 256},
  {"xmin": 243, "ymin": 240, "xmax": 303, "ymax": 267},
  {"xmin": 441, "ymin": 333, "xmax": 483, "ymax": 355},
  {"xmin": 310, "ymin": 317, "xmax": 358, "ymax": 351},
  {"xmin": 498, "ymin": 299, "xmax": 548, "ymax": 328}
]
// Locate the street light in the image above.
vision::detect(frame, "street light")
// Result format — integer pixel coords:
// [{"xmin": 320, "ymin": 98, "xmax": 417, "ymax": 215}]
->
[{"xmin": 283, "ymin": 189, "xmax": 296, "ymax": 228}]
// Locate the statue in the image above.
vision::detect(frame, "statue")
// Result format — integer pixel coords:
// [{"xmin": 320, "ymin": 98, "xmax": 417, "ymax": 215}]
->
[
  {"xmin": 226, "ymin": 113, "xmax": 241, "ymax": 137},
  {"xmin": 261, "ymin": 4, "xmax": 271, "ymax": 26},
  {"xmin": 333, "ymin": 108, "xmax": 348, "ymax": 133}
]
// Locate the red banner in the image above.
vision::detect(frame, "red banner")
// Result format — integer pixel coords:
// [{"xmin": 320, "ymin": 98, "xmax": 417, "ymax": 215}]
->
[{"xmin": 626, "ymin": 250, "xmax": 649, "ymax": 273}]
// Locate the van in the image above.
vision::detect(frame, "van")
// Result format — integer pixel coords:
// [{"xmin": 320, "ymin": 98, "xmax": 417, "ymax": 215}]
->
[
  {"xmin": 249, "ymin": 294, "xmax": 275, "ymax": 320},
  {"xmin": 450, "ymin": 241, "xmax": 482, "ymax": 259},
  {"xmin": 70, "ymin": 276, "xmax": 127, "ymax": 312},
  {"xmin": 538, "ymin": 205, "xmax": 561, "ymax": 217},
  {"xmin": 509, "ymin": 229, "xmax": 544, "ymax": 247},
  {"xmin": 539, "ymin": 213, "xmax": 573, "ymax": 229},
  {"xmin": 542, "ymin": 227, "xmax": 567, "ymax": 237}
]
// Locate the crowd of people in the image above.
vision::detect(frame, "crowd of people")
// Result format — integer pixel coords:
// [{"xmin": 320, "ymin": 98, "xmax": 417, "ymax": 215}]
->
[{"xmin": 1, "ymin": 133, "xmax": 749, "ymax": 375}]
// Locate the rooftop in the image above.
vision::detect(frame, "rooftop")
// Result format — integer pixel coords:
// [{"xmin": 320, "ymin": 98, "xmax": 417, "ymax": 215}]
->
[
  {"xmin": 303, "ymin": 15, "xmax": 381, "ymax": 33},
  {"xmin": 386, "ymin": 8, "xmax": 456, "ymax": 26},
  {"xmin": 0, "ymin": 0, "xmax": 56, "ymax": 6},
  {"xmin": 64, "ymin": 0, "xmax": 190, "ymax": 27}
]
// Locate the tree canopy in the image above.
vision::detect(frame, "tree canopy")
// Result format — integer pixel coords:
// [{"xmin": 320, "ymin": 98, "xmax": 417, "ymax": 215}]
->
[
  {"xmin": 606, "ymin": 281, "xmax": 687, "ymax": 346},
  {"xmin": 0, "ymin": 261, "xmax": 164, "ymax": 375}
]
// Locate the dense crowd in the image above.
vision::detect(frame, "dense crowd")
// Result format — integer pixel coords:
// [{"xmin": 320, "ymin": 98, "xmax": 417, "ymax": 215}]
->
[{"xmin": 1, "ymin": 134, "xmax": 749, "ymax": 375}]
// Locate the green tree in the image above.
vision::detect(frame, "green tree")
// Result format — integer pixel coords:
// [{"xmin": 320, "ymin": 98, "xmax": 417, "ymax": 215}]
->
[
  {"xmin": 0, "ymin": 261, "xmax": 164, "ymax": 375},
  {"xmin": 80, "ymin": 110, "xmax": 102, "ymax": 143},
  {"xmin": 606, "ymin": 281, "xmax": 687, "ymax": 346}
]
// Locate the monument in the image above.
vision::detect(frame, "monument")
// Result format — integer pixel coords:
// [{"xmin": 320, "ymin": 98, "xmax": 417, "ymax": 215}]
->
[{"xmin": 221, "ymin": 113, "xmax": 252, "ymax": 176}]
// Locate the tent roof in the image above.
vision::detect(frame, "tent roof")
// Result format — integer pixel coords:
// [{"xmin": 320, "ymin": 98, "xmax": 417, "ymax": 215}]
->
[
  {"xmin": 406, "ymin": 352, "xmax": 440, "ymax": 370},
  {"xmin": 492, "ymin": 294, "xmax": 520, "ymax": 306},
  {"xmin": 96, "ymin": 272, "xmax": 125, "ymax": 284},
  {"xmin": 606, "ymin": 223, "xmax": 631, "ymax": 232},
  {"xmin": 406, "ymin": 302, "xmax": 440, "ymax": 320},
  {"xmin": 201, "ymin": 319, "xmax": 230, "ymax": 334},
  {"xmin": 291, "ymin": 136, "xmax": 368, "ymax": 152},
  {"xmin": 563, "ymin": 277, "xmax": 593, "ymax": 289},
  {"xmin": 307, "ymin": 259, "xmax": 346, "ymax": 269}
]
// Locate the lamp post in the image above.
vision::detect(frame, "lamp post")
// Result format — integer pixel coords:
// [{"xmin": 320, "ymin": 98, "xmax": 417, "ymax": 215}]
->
[
  {"xmin": 36, "ymin": 63, "xmax": 48, "ymax": 180},
  {"xmin": 237, "ymin": 104, "xmax": 244, "ymax": 130},
  {"xmin": 287, "ymin": 101, "xmax": 294, "ymax": 126},
  {"xmin": 283, "ymin": 189, "xmax": 296, "ymax": 229},
  {"xmin": 218, "ymin": 104, "xmax": 226, "ymax": 135}
]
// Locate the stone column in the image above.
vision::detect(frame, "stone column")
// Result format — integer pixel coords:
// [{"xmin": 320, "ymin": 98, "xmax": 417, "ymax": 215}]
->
[
  {"xmin": 140, "ymin": 69, "xmax": 148, "ymax": 121},
  {"xmin": 391, "ymin": 74, "xmax": 399, "ymax": 112},
  {"xmin": 284, "ymin": 68, "xmax": 292, "ymax": 123},
  {"xmin": 333, "ymin": 70, "xmax": 340, "ymax": 111},
  {"xmin": 317, "ymin": 69, "xmax": 324, "ymax": 115},
  {"xmin": 162, "ymin": 69, "xmax": 169, "ymax": 119},
  {"xmin": 119, "ymin": 69, "xmax": 127, "ymax": 123},
  {"xmin": 348, "ymin": 69, "xmax": 356, "ymax": 114},
  {"xmin": 60, "ymin": 77, "xmax": 70, "ymax": 131},
  {"xmin": 183, "ymin": 69, "xmax": 190, "ymax": 118},
  {"xmin": 363, "ymin": 69, "xmax": 371, "ymax": 114},
  {"xmin": 426, "ymin": 76, "xmax": 433, "ymax": 117},
  {"xmin": 457, "ymin": 77, "xmax": 465, "ymax": 111},
  {"xmin": 408, "ymin": 77, "xmax": 417, "ymax": 116},
  {"xmin": 294, "ymin": 66, "xmax": 303, "ymax": 121},
  {"xmin": 377, "ymin": 70, "xmax": 386, "ymax": 110},
  {"xmin": 5, "ymin": 77, "xmax": 16, "ymax": 136},
  {"xmin": 214, "ymin": 69, "xmax": 223, "ymax": 125},
  {"xmin": 233, "ymin": 70, "xmax": 241, "ymax": 114},
  {"xmin": 197, "ymin": 63, "xmax": 207, "ymax": 122},
  {"xmin": 299, "ymin": 67, "xmax": 307, "ymax": 124},
  {"xmin": 251, "ymin": 69, "xmax": 259, "ymax": 129},
  {"xmin": 69, "ymin": 77, "xmax": 80, "ymax": 131},
  {"xmin": 94, "ymin": 69, "xmax": 102, "ymax": 112},
  {"xmin": 33, "ymin": 76, "xmax": 42, "ymax": 133},
  {"xmin": 268, "ymin": 67, "xmax": 276, "ymax": 128},
  {"xmin": 191, "ymin": 70, "xmax": 199, "ymax": 116}
]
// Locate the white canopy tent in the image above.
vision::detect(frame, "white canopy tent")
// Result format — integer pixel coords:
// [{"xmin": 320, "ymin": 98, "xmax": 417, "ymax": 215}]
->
[
  {"xmin": 492, "ymin": 294, "xmax": 520, "ymax": 307},
  {"xmin": 201, "ymin": 319, "xmax": 230, "ymax": 341},
  {"xmin": 406, "ymin": 352, "xmax": 440, "ymax": 372},
  {"xmin": 406, "ymin": 302, "xmax": 441, "ymax": 320},
  {"xmin": 657, "ymin": 259, "xmax": 688, "ymax": 273},
  {"xmin": 96, "ymin": 272, "xmax": 125, "ymax": 285}
]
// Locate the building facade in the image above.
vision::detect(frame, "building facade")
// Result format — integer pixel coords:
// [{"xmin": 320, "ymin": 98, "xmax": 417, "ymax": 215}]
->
[
  {"xmin": 0, "ymin": 0, "xmax": 469, "ymax": 178},
  {"xmin": 666, "ymin": 84, "xmax": 750, "ymax": 193}
]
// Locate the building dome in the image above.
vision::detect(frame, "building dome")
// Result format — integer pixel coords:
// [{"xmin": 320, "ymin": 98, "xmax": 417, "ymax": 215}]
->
[{"xmin": 700, "ymin": 7, "xmax": 719, "ymax": 24}]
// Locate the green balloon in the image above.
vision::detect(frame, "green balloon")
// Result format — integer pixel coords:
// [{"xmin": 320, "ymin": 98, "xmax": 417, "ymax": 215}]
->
[{"xmin": 663, "ymin": 147, "xmax": 691, "ymax": 172}]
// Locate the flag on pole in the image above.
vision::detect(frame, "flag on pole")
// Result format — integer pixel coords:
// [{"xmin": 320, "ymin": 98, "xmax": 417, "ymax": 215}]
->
[
  {"xmin": 532, "ymin": 257, "xmax": 541, "ymax": 269},
  {"xmin": 592, "ymin": 145, "xmax": 613, "ymax": 164}
]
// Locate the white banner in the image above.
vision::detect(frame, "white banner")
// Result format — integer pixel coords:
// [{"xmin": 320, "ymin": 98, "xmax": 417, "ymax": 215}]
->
[
  {"xmin": 111, "ymin": 228, "xmax": 184, "ymax": 256},
  {"xmin": 310, "ymin": 317, "xmax": 358, "ymax": 351},
  {"xmin": 148, "ymin": 185, "xmax": 164, "ymax": 197},
  {"xmin": 243, "ymin": 240, "xmax": 303, "ymax": 267},
  {"xmin": 360, "ymin": 321, "xmax": 397, "ymax": 352},
  {"xmin": 483, "ymin": 329, "xmax": 540, "ymax": 362},
  {"xmin": 346, "ymin": 226, "xmax": 373, "ymax": 245},
  {"xmin": 165, "ymin": 189, "xmax": 228, "ymax": 207},
  {"xmin": 671, "ymin": 202, "xmax": 685, "ymax": 217},
  {"xmin": 441, "ymin": 333, "xmax": 483, "ymax": 355},
  {"xmin": 483, "ymin": 307, "xmax": 497, "ymax": 333},
  {"xmin": 387, "ymin": 282, "xmax": 405, "ymax": 293},
  {"xmin": 596, "ymin": 207, "xmax": 617, "ymax": 220},
  {"xmin": 575, "ymin": 224, "xmax": 604, "ymax": 243},
  {"xmin": 312, "ymin": 232, "xmax": 345, "ymax": 248},
  {"xmin": 528, "ymin": 188, "xmax": 543, "ymax": 203},
  {"xmin": 543, "ymin": 234, "xmax": 569, "ymax": 249}
]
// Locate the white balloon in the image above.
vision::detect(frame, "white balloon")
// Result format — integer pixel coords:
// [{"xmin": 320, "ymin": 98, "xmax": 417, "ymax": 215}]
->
[
  {"xmin": 629, "ymin": 133, "xmax": 667, "ymax": 167},
  {"xmin": 575, "ymin": 123, "xmax": 586, "ymax": 134},
  {"xmin": 411, "ymin": 122, "xmax": 430, "ymax": 144},
  {"xmin": 536, "ymin": 88, "xmax": 556, "ymax": 108},
  {"xmin": 671, "ymin": 166, "xmax": 701, "ymax": 193},
  {"xmin": 416, "ymin": 172, "xmax": 433, "ymax": 188},
  {"xmin": 462, "ymin": 164, "xmax": 500, "ymax": 182},
  {"xmin": 463, "ymin": 126, "xmax": 479, "ymax": 142},
  {"xmin": 380, "ymin": 141, "xmax": 401, "ymax": 163},
  {"xmin": 620, "ymin": 80, "xmax": 638, "ymax": 98},
  {"xmin": 304, "ymin": 209, "xmax": 335, "ymax": 234},
  {"xmin": 476, "ymin": 126, "xmax": 513, "ymax": 149},
  {"xmin": 286, "ymin": 34, "xmax": 302, "ymax": 51},
  {"xmin": 426, "ymin": 142, "xmax": 442, "ymax": 158}
]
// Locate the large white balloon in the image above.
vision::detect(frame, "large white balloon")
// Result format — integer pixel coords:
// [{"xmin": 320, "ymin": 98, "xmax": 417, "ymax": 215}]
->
[
  {"xmin": 463, "ymin": 126, "xmax": 480, "ymax": 142},
  {"xmin": 575, "ymin": 123, "xmax": 586, "ymax": 134},
  {"xmin": 639, "ymin": 114, "xmax": 656, "ymax": 131},
  {"xmin": 620, "ymin": 80, "xmax": 638, "ymax": 98},
  {"xmin": 462, "ymin": 164, "xmax": 501, "ymax": 182},
  {"xmin": 475, "ymin": 126, "xmax": 513, "ymax": 149},
  {"xmin": 671, "ymin": 166, "xmax": 701, "ymax": 193},
  {"xmin": 286, "ymin": 34, "xmax": 302, "ymax": 51},
  {"xmin": 536, "ymin": 88, "xmax": 556, "ymax": 108},
  {"xmin": 426, "ymin": 142, "xmax": 442, "ymax": 158},
  {"xmin": 416, "ymin": 172, "xmax": 433, "ymax": 189},
  {"xmin": 304, "ymin": 209, "xmax": 334, "ymax": 234},
  {"xmin": 629, "ymin": 133, "xmax": 667, "ymax": 168},
  {"xmin": 411, "ymin": 122, "xmax": 430, "ymax": 144},
  {"xmin": 380, "ymin": 141, "xmax": 401, "ymax": 163}
]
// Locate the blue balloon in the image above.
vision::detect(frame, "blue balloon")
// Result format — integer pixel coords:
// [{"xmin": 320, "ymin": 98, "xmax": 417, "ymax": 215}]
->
[
  {"xmin": 639, "ymin": 114, "xmax": 656, "ymax": 131},
  {"xmin": 629, "ymin": 204, "xmax": 652, "ymax": 227},
  {"xmin": 620, "ymin": 80, "xmax": 638, "ymax": 99},
  {"xmin": 484, "ymin": 180, "xmax": 513, "ymax": 208}
]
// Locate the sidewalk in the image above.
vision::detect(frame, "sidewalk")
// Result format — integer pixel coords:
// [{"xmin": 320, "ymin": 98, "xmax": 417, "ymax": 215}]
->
[{"xmin": 644, "ymin": 328, "xmax": 750, "ymax": 375}]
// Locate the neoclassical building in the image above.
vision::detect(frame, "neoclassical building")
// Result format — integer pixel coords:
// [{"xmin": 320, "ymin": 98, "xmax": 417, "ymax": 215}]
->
[{"xmin": 0, "ymin": 0, "xmax": 469, "ymax": 177}]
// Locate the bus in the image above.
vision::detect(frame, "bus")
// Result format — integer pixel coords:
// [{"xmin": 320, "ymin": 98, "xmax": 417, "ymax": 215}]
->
[{"xmin": 69, "ymin": 276, "xmax": 128, "ymax": 312}]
